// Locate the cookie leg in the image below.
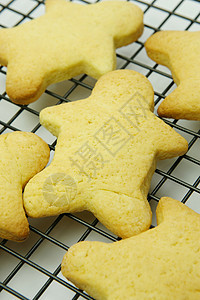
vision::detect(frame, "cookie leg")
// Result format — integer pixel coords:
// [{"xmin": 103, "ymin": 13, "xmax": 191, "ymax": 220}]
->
[
  {"xmin": 23, "ymin": 166, "xmax": 86, "ymax": 218},
  {"xmin": 88, "ymin": 189, "xmax": 152, "ymax": 238},
  {"xmin": 0, "ymin": 180, "xmax": 29, "ymax": 241}
]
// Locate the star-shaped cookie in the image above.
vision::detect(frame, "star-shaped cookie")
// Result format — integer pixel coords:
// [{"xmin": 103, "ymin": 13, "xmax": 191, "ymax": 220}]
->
[
  {"xmin": 0, "ymin": 131, "xmax": 49, "ymax": 241},
  {"xmin": 145, "ymin": 30, "xmax": 200, "ymax": 120},
  {"xmin": 23, "ymin": 70, "xmax": 187, "ymax": 239},
  {"xmin": 0, "ymin": 0, "xmax": 144, "ymax": 105},
  {"xmin": 62, "ymin": 197, "xmax": 200, "ymax": 300}
]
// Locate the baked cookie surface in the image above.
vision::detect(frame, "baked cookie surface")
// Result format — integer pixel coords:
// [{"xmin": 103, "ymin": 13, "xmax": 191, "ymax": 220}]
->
[
  {"xmin": 0, "ymin": 131, "xmax": 50, "ymax": 241},
  {"xmin": 62, "ymin": 197, "xmax": 200, "ymax": 300},
  {"xmin": 145, "ymin": 30, "xmax": 200, "ymax": 120},
  {"xmin": 23, "ymin": 70, "xmax": 188, "ymax": 239},
  {"xmin": 0, "ymin": 0, "xmax": 143, "ymax": 104}
]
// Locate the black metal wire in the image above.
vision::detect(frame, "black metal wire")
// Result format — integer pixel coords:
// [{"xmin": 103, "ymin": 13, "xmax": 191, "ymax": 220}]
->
[{"xmin": 0, "ymin": 0, "xmax": 200, "ymax": 299}]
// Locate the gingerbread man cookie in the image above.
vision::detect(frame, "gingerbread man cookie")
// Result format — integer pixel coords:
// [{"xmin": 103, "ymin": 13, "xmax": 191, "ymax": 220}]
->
[
  {"xmin": 0, "ymin": 0, "xmax": 143, "ymax": 104},
  {"xmin": 145, "ymin": 30, "xmax": 200, "ymax": 120},
  {"xmin": 23, "ymin": 70, "xmax": 187, "ymax": 239},
  {"xmin": 0, "ymin": 131, "xmax": 49, "ymax": 241},
  {"xmin": 62, "ymin": 197, "xmax": 200, "ymax": 300}
]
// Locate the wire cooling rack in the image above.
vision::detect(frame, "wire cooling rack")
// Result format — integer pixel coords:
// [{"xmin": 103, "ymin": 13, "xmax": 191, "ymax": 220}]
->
[{"xmin": 0, "ymin": 0, "xmax": 200, "ymax": 299}]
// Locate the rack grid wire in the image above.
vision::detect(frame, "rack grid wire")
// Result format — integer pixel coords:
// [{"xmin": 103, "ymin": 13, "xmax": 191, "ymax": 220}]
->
[{"xmin": 0, "ymin": 0, "xmax": 200, "ymax": 299}]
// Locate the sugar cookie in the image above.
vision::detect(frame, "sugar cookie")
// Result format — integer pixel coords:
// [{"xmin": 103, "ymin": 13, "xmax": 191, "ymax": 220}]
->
[
  {"xmin": 0, "ymin": 0, "xmax": 143, "ymax": 104},
  {"xmin": 0, "ymin": 131, "xmax": 50, "ymax": 241},
  {"xmin": 23, "ymin": 70, "xmax": 188, "ymax": 239},
  {"xmin": 145, "ymin": 30, "xmax": 200, "ymax": 120},
  {"xmin": 62, "ymin": 197, "xmax": 200, "ymax": 300}
]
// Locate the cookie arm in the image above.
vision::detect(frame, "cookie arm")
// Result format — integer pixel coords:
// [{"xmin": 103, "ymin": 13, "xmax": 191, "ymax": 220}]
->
[
  {"xmin": 82, "ymin": 36, "xmax": 116, "ymax": 79},
  {"xmin": 150, "ymin": 116, "xmax": 188, "ymax": 160},
  {"xmin": 40, "ymin": 103, "xmax": 77, "ymax": 137},
  {"xmin": 95, "ymin": 1, "xmax": 143, "ymax": 49}
]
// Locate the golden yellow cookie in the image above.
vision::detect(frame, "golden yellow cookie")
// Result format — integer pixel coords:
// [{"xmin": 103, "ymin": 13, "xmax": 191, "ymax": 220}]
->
[
  {"xmin": 0, "ymin": 131, "xmax": 50, "ymax": 241},
  {"xmin": 0, "ymin": 0, "xmax": 143, "ymax": 105},
  {"xmin": 145, "ymin": 30, "xmax": 200, "ymax": 120},
  {"xmin": 23, "ymin": 69, "xmax": 187, "ymax": 239},
  {"xmin": 62, "ymin": 197, "xmax": 200, "ymax": 300}
]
